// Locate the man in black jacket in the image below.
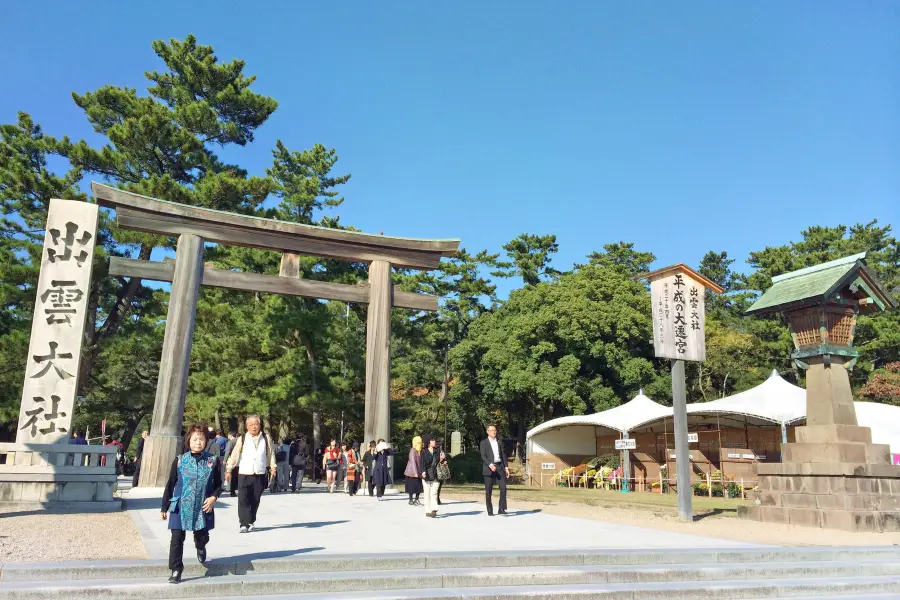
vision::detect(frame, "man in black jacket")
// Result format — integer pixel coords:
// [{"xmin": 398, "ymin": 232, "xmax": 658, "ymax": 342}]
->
[{"xmin": 479, "ymin": 424, "xmax": 509, "ymax": 516}]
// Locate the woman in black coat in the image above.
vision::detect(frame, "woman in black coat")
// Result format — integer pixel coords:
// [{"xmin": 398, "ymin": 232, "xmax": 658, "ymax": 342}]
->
[{"xmin": 372, "ymin": 440, "xmax": 393, "ymax": 500}]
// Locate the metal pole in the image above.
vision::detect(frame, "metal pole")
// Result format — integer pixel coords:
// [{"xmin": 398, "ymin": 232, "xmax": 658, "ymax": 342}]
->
[
  {"xmin": 621, "ymin": 431, "xmax": 631, "ymax": 493},
  {"xmin": 340, "ymin": 411, "xmax": 344, "ymax": 445},
  {"xmin": 672, "ymin": 359, "xmax": 693, "ymax": 521},
  {"xmin": 443, "ymin": 344, "xmax": 449, "ymax": 447}
]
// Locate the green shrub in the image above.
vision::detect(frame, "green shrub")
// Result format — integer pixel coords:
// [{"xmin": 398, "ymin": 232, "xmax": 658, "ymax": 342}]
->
[
  {"xmin": 448, "ymin": 451, "xmax": 483, "ymax": 484},
  {"xmin": 598, "ymin": 453, "xmax": 619, "ymax": 469}
]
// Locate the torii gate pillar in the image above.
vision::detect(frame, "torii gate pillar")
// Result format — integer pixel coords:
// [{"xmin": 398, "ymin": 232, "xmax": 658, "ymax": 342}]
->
[{"xmin": 365, "ymin": 260, "xmax": 392, "ymax": 445}]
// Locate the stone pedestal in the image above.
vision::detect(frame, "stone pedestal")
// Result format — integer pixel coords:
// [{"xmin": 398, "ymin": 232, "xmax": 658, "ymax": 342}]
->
[
  {"xmin": 0, "ymin": 443, "xmax": 121, "ymax": 510},
  {"xmin": 739, "ymin": 359, "xmax": 900, "ymax": 532}
]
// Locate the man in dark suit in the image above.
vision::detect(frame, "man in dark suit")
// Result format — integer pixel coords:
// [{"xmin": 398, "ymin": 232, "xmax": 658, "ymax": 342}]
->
[{"xmin": 479, "ymin": 424, "xmax": 510, "ymax": 516}]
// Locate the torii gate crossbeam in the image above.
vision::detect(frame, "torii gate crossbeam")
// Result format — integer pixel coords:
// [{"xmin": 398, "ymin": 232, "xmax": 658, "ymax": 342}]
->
[{"xmin": 92, "ymin": 183, "xmax": 459, "ymax": 487}]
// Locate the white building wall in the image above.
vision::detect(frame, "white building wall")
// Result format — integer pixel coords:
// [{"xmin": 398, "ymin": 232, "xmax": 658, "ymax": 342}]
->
[{"xmin": 530, "ymin": 426, "xmax": 596, "ymax": 456}]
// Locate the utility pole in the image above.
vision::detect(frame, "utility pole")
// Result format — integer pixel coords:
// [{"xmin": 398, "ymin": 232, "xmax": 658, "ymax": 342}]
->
[{"xmin": 442, "ymin": 344, "xmax": 449, "ymax": 446}]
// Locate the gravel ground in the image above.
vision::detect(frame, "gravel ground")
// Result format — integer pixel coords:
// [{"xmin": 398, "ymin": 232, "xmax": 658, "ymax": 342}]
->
[
  {"xmin": 444, "ymin": 491, "xmax": 900, "ymax": 547},
  {"xmin": 0, "ymin": 507, "xmax": 147, "ymax": 563}
]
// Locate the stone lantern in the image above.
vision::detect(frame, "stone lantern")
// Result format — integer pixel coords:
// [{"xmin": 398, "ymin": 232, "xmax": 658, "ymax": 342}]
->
[{"xmin": 739, "ymin": 252, "xmax": 899, "ymax": 532}]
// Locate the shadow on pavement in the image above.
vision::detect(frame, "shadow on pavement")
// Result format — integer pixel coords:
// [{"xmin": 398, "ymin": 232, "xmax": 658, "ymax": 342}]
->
[
  {"xmin": 438, "ymin": 511, "xmax": 483, "ymax": 518},
  {"xmin": 693, "ymin": 508, "xmax": 735, "ymax": 522},
  {"xmin": 251, "ymin": 520, "xmax": 349, "ymax": 531},
  {"xmin": 502, "ymin": 509, "xmax": 542, "ymax": 517},
  {"xmin": 205, "ymin": 546, "xmax": 326, "ymax": 576},
  {"xmin": 123, "ymin": 497, "xmax": 164, "ymax": 510}
]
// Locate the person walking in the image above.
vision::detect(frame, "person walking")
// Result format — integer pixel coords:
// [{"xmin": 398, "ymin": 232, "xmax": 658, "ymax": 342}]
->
[
  {"xmin": 222, "ymin": 432, "xmax": 238, "ymax": 497},
  {"xmin": 404, "ymin": 436, "xmax": 424, "ymax": 506},
  {"xmin": 339, "ymin": 442, "xmax": 350, "ymax": 493},
  {"xmin": 225, "ymin": 415, "xmax": 276, "ymax": 533},
  {"xmin": 345, "ymin": 442, "xmax": 361, "ymax": 496},
  {"xmin": 436, "ymin": 443, "xmax": 451, "ymax": 505},
  {"xmin": 289, "ymin": 435, "xmax": 309, "ymax": 492},
  {"xmin": 204, "ymin": 428, "xmax": 221, "ymax": 458},
  {"xmin": 132, "ymin": 430, "xmax": 149, "ymax": 487},
  {"xmin": 373, "ymin": 440, "xmax": 393, "ymax": 500},
  {"xmin": 275, "ymin": 437, "xmax": 291, "ymax": 493},
  {"xmin": 314, "ymin": 446, "xmax": 324, "ymax": 485},
  {"xmin": 362, "ymin": 441, "xmax": 377, "ymax": 497},
  {"xmin": 420, "ymin": 437, "xmax": 440, "ymax": 518},
  {"xmin": 323, "ymin": 439, "xmax": 341, "ymax": 493},
  {"xmin": 215, "ymin": 431, "xmax": 228, "ymax": 456},
  {"xmin": 479, "ymin": 424, "xmax": 509, "ymax": 516},
  {"xmin": 161, "ymin": 423, "xmax": 223, "ymax": 584}
]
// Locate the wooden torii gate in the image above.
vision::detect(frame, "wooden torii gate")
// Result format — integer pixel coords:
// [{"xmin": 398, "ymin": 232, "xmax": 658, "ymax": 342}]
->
[{"xmin": 92, "ymin": 183, "xmax": 460, "ymax": 487}]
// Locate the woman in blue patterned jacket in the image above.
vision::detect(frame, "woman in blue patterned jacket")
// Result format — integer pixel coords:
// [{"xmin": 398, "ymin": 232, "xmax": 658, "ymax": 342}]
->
[{"xmin": 161, "ymin": 423, "xmax": 223, "ymax": 584}]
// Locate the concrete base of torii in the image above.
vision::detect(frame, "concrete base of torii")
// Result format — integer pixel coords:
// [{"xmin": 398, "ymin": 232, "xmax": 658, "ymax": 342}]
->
[{"xmin": 739, "ymin": 357, "xmax": 900, "ymax": 532}]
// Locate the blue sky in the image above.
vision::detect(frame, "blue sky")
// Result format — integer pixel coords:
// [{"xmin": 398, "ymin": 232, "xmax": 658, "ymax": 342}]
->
[{"xmin": 2, "ymin": 2, "xmax": 897, "ymax": 297}]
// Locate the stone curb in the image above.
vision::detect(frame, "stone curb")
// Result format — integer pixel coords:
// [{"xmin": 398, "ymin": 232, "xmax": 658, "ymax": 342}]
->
[
  {"xmin": 3, "ymin": 546, "xmax": 900, "ymax": 583},
  {"xmin": 3, "ymin": 572, "xmax": 900, "ymax": 600}
]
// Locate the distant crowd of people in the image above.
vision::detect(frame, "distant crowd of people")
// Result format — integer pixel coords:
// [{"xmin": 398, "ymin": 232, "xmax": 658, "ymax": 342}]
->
[{"xmin": 140, "ymin": 414, "xmax": 510, "ymax": 584}]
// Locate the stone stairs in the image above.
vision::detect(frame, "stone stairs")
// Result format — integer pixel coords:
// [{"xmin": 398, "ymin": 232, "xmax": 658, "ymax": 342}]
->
[{"xmin": 2, "ymin": 547, "xmax": 900, "ymax": 599}]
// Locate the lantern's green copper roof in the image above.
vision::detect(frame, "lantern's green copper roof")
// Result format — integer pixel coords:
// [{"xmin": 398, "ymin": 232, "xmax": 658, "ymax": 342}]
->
[{"xmin": 747, "ymin": 253, "xmax": 867, "ymax": 314}]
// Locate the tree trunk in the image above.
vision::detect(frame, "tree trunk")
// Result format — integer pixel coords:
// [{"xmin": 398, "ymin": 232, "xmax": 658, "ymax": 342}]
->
[
  {"xmin": 214, "ymin": 408, "xmax": 223, "ymax": 434},
  {"xmin": 303, "ymin": 337, "xmax": 322, "ymax": 454},
  {"xmin": 515, "ymin": 402, "xmax": 526, "ymax": 463},
  {"xmin": 79, "ymin": 244, "xmax": 153, "ymax": 395},
  {"xmin": 119, "ymin": 415, "xmax": 140, "ymax": 457},
  {"xmin": 312, "ymin": 412, "xmax": 322, "ymax": 453},
  {"xmin": 277, "ymin": 418, "xmax": 290, "ymax": 442}
]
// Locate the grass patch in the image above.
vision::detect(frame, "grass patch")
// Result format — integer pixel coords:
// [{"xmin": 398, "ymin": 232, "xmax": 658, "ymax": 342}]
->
[{"xmin": 441, "ymin": 483, "xmax": 751, "ymax": 515}]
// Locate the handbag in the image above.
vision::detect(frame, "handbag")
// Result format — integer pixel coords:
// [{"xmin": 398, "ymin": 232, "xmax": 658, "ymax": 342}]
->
[{"xmin": 437, "ymin": 461, "xmax": 451, "ymax": 481}]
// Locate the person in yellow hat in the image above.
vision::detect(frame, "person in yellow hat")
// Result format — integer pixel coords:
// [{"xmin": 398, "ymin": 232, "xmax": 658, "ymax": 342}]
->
[{"xmin": 403, "ymin": 435, "xmax": 424, "ymax": 506}]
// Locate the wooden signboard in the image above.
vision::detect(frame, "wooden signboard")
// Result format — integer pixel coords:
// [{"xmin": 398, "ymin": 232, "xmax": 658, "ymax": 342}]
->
[
  {"xmin": 650, "ymin": 271, "xmax": 707, "ymax": 361},
  {"xmin": 642, "ymin": 264, "xmax": 723, "ymax": 522},
  {"xmin": 646, "ymin": 264, "xmax": 724, "ymax": 362}
]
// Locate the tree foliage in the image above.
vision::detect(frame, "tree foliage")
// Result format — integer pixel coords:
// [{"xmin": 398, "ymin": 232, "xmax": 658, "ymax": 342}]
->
[{"xmin": 1, "ymin": 35, "xmax": 897, "ymax": 457}]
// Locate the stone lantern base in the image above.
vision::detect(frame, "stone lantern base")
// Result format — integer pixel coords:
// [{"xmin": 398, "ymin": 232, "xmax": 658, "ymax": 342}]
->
[{"xmin": 738, "ymin": 424, "xmax": 900, "ymax": 532}]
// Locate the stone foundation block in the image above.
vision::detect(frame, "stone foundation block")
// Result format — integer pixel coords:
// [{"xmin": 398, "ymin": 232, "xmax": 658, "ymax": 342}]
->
[
  {"xmin": 0, "ymin": 482, "xmax": 22, "ymax": 502},
  {"xmin": 796, "ymin": 476, "xmax": 830, "ymax": 495},
  {"xmin": 758, "ymin": 506, "xmax": 791, "ymax": 524},
  {"xmin": 794, "ymin": 424, "xmax": 873, "ymax": 444},
  {"xmin": 57, "ymin": 482, "xmax": 97, "ymax": 502},
  {"xmin": 757, "ymin": 462, "xmax": 900, "ymax": 478},
  {"xmin": 788, "ymin": 507, "xmax": 823, "ymax": 528},
  {"xmin": 781, "ymin": 493, "xmax": 818, "ymax": 509},
  {"xmin": 781, "ymin": 442, "xmax": 868, "ymax": 464},
  {"xmin": 18, "ymin": 482, "xmax": 58, "ymax": 502},
  {"xmin": 737, "ymin": 505, "xmax": 759, "ymax": 520}
]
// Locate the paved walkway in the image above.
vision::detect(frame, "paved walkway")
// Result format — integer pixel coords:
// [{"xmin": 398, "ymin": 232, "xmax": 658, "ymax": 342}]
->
[{"xmin": 124, "ymin": 483, "xmax": 758, "ymax": 561}]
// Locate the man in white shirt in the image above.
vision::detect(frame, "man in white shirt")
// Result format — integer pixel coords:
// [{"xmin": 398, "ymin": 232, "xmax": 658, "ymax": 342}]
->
[
  {"xmin": 225, "ymin": 415, "xmax": 276, "ymax": 533},
  {"xmin": 479, "ymin": 424, "xmax": 510, "ymax": 516}
]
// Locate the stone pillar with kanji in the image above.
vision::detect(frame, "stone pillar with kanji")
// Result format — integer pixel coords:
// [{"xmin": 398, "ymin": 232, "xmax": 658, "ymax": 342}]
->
[{"xmin": 16, "ymin": 199, "xmax": 99, "ymax": 444}]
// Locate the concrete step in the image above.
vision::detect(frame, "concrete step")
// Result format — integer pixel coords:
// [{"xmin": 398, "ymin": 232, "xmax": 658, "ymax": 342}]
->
[
  {"xmin": 3, "ymin": 562, "xmax": 900, "ymax": 600},
  {"xmin": 133, "ymin": 577, "xmax": 900, "ymax": 600},
  {"xmin": 5, "ymin": 546, "xmax": 900, "ymax": 582}
]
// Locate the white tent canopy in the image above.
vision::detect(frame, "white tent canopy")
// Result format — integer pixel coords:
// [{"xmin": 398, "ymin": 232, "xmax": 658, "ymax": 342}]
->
[
  {"xmin": 526, "ymin": 389, "xmax": 671, "ymax": 439},
  {"xmin": 527, "ymin": 371, "xmax": 900, "ymax": 454},
  {"xmin": 685, "ymin": 369, "xmax": 806, "ymax": 425}
]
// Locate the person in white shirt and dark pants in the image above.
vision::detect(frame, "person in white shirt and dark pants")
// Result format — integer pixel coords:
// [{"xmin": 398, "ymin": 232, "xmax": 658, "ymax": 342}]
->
[
  {"xmin": 225, "ymin": 415, "xmax": 277, "ymax": 533},
  {"xmin": 479, "ymin": 424, "xmax": 510, "ymax": 516}
]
